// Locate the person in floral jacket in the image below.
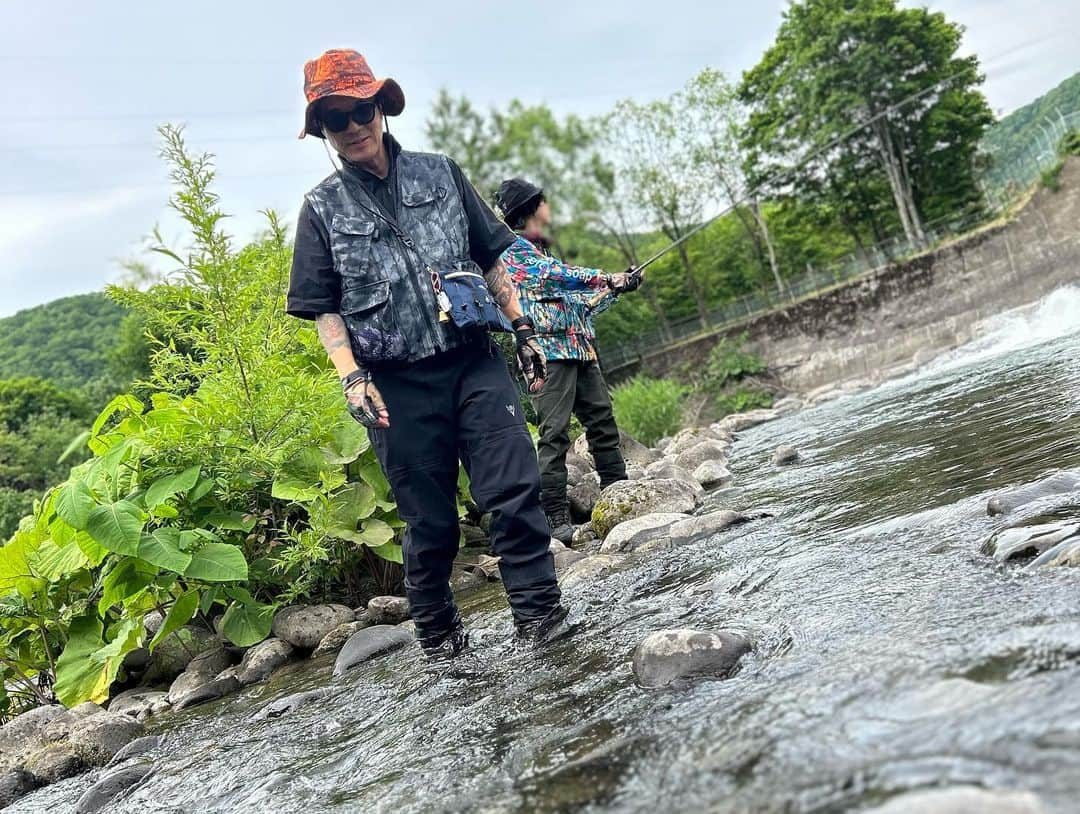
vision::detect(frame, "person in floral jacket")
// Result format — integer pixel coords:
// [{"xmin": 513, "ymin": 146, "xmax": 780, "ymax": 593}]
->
[{"xmin": 497, "ymin": 178, "xmax": 643, "ymax": 543}]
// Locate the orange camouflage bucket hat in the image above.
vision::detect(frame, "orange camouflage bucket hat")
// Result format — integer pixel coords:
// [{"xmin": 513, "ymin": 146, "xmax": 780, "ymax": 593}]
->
[{"xmin": 300, "ymin": 49, "xmax": 405, "ymax": 139}]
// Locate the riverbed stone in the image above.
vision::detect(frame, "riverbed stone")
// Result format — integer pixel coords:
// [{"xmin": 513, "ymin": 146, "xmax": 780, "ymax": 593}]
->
[
  {"xmin": 566, "ymin": 463, "xmax": 585, "ymax": 488},
  {"xmin": 592, "ymin": 478, "xmax": 699, "ymax": 538},
  {"xmin": 237, "ymin": 638, "xmax": 294, "ymax": 686},
  {"xmin": 0, "ymin": 768, "xmax": 37, "ymax": 808},
  {"xmin": 632, "ymin": 629, "xmax": 750, "ymax": 688},
  {"xmin": 313, "ymin": 617, "xmax": 374, "ymax": 658},
  {"xmin": 106, "ymin": 735, "xmax": 161, "ymax": 767},
  {"xmin": 600, "ymin": 513, "xmax": 688, "ymax": 554},
  {"xmin": 333, "ymin": 625, "xmax": 414, "ymax": 677},
  {"xmin": 463, "ymin": 554, "xmax": 502, "ymax": 581},
  {"xmin": 569, "ymin": 473, "xmax": 602, "ymax": 522},
  {"xmin": 863, "ymin": 786, "xmax": 1047, "ymax": 813},
  {"xmin": 254, "ymin": 688, "xmax": 333, "ymax": 721},
  {"xmin": 74, "ymin": 762, "xmax": 154, "ymax": 813},
  {"xmin": 108, "ymin": 689, "xmax": 170, "ymax": 720},
  {"xmin": 172, "ymin": 675, "xmax": 241, "ymax": 711},
  {"xmin": 24, "ymin": 743, "xmax": 84, "ymax": 784},
  {"xmin": 668, "ymin": 427, "xmax": 730, "ymax": 456},
  {"xmin": 981, "ymin": 521, "xmax": 1080, "ymax": 563},
  {"xmin": 144, "ymin": 625, "xmax": 217, "ymax": 682},
  {"xmin": 673, "ymin": 440, "xmax": 730, "ymax": 474},
  {"xmin": 0, "ymin": 705, "xmax": 71, "ymax": 768},
  {"xmin": 717, "ymin": 409, "xmax": 779, "ymax": 433},
  {"xmin": 771, "ymin": 396, "xmax": 804, "ymax": 416},
  {"xmin": 367, "ymin": 596, "xmax": 411, "ymax": 625},
  {"xmin": 271, "ymin": 604, "xmax": 355, "ymax": 650},
  {"xmin": 693, "ymin": 460, "xmax": 733, "ymax": 488},
  {"xmin": 65, "ymin": 712, "xmax": 145, "ymax": 765},
  {"xmin": 572, "ymin": 522, "xmax": 597, "ymax": 547},
  {"xmin": 772, "ymin": 444, "xmax": 800, "ymax": 465},
  {"xmin": 560, "ymin": 554, "xmax": 620, "ymax": 589},
  {"xmin": 554, "ymin": 548, "xmax": 588, "ymax": 573},
  {"xmin": 986, "ymin": 471, "xmax": 1080, "ymax": 516},
  {"xmin": 669, "ymin": 511, "xmax": 748, "ymax": 545},
  {"xmin": 167, "ymin": 646, "xmax": 233, "ymax": 705}
]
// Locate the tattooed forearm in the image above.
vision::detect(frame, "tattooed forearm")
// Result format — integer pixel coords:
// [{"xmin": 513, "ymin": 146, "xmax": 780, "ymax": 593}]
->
[
  {"xmin": 484, "ymin": 258, "xmax": 516, "ymax": 309},
  {"xmin": 315, "ymin": 313, "xmax": 351, "ymax": 355}
]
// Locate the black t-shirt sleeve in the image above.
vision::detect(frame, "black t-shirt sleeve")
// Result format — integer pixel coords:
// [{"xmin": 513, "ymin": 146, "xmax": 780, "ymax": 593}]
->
[
  {"xmin": 286, "ymin": 201, "xmax": 341, "ymax": 320},
  {"xmin": 446, "ymin": 158, "xmax": 515, "ymax": 271}
]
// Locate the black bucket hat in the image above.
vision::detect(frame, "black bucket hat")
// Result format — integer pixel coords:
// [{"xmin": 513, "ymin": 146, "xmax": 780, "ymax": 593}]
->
[{"xmin": 496, "ymin": 177, "xmax": 543, "ymax": 223}]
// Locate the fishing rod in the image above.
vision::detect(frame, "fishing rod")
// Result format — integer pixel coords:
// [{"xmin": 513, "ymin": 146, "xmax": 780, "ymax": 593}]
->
[{"xmin": 587, "ymin": 67, "xmax": 972, "ymax": 308}]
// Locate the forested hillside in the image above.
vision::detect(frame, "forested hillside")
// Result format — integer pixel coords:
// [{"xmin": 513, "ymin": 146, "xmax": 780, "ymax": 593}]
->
[{"xmin": 984, "ymin": 72, "xmax": 1080, "ymax": 168}]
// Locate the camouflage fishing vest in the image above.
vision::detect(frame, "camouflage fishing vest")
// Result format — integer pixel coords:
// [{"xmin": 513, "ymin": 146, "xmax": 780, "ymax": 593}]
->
[{"xmin": 304, "ymin": 151, "xmax": 475, "ymax": 365}]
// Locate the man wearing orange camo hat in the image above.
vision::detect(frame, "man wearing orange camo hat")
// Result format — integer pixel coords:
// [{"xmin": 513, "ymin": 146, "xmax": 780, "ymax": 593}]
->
[{"xmin": 286, "ymin": 49, "xmax": 570, "ymax": 662}]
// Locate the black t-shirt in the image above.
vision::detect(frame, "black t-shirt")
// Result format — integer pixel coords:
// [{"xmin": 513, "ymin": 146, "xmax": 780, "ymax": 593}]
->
[{"xmin": 287, "ymin": 135, "xmax": 514, "ymax": 320}]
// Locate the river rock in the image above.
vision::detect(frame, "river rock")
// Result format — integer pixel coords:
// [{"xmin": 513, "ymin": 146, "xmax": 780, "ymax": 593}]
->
[
  {"xmin": 237, "ymin": 638, "xmax": 294, "ymax": 685},
  {"xmin": 771, "ymin": 396, "xmax": 804, "ymax": 416},
  {"xmin": 566, "ymin": 450, "xmax": 593, "ymax": 474},
  {"xmin": 569, "ymin": 473, "xmax": 602, "ymax": 522},
  {"xmin": 693, "ymin": 460, "xmax": 733, "ymax": 488},
  {"xmin": 142, "ymin": 610, "xmax": 165, "ymax": 636},
  {"xmin": 367, "ymin": 596, "xmax": 411, "ymax": 625},
  {"xmin": 554, "ymin": 548, "xmax": 588, "ymax": 573},
  {"xmin": 144, "ymin": 625, "xmax": 217, "ymax": 682},
  {"xmin": 65, "ymin": 712, "xmax": 145, "ymax": 764},
  {"xmin": 863, "ymin": 786, "xmax": 1047, "ymax": 813},
  {"xmin": 450, "ymin": 569, "xmax": 486, "ymax": 593},
  {"xmin": 656, "ymin": 436, "xmax": 672, "ymax": 451},
  {"xmin": 122, "ymin": 646, "xmax": 151, "ymax": 673},
  {"xmin": 632, "ymin": 629, "xmax": 750, "ymax": 688},
  {"xmin": 772, "ymin": 444, "xmax": 800, "ymax": 465},
  {"xmin": 463, "ymin": 554, "xmax": 502, "ymax": 581},
  {"xmin": 0, "ymin": 767, "xmax": 37, "ymax": 807},
  {"xmin": 313, "ymin": 617, "xmax": 374, "ymax": 658},
  {"xmin": 106, "ymin": 735, "xmax": 161, "ymax": 767},
  {"xmin": 74, "ymin": 763, "xmax": 154, "ymax": 813},
  {"xmin": 1029, "ymin": 532, "xmax": 1080, "ymax": 567},
  {"xmin": 271, "ymin": 604, "xmax": 355, "ymax": 650},
  {"xmin": 572, "ymin": 522, "xmax": 597, "ymax": 547},
  {"xmin": 981, "ymin": 521, "xmax": 1080, "ymax": 563},
  {"xmin": 668, "ymin": 427, "xmax": 730, "ymax": 456},
  {"xmin": 460, "ymin": 522, "xmax": 488, "ymax": 547},
  {"xmin": 626, "ymin": 463, "xmax": 646, "ymax": 480},
  {"xmin": 0, "ymin": 705, "xmax": 71, "ymax": 769},
  {"xmin": 172, "ymin": 675, "xmax": 241, "ymax": 711},
  {"xmin": 333, "ymin": 625, "xmax": 413, "ymax": 677},
  {"xmin": 591, "ymin": 479, "xmax": 699, "ymax": 538},
  {"xmin": 600, "ymin": 513, "xmax": 688, "ymax": 554},
  {"xmin": 24, "ymin": 744, "xmax": 84, "ymax": 784},
  {"xmin": 573, "ymin": 431, "xmax": 658, "ymax": 469},
  {"xmin": 559, "ymin": 554, "xmax": 620, "ymax": 589},
  {"xmin": 986, "ymin": 471, "xmax": 1080, "ymax": 516},
  {"xmin": 167, "ymin": 646, "xmax": 233, "ymax": 705},
  {"xmin": 566, "ymin": 463, "xmax": 585, "ymax": 488},
  {"xmin": 669, "ymin": 511, "xmax": 748, "ymax": 545},
  {"xmin": 717, "ymin": 409, "xmax": 779, "ymax": 433},
  {"xmin": 674, "ymin": 440, "xmax": 730, "ymax": 474},
  {"xmin": 254, "ymin": 688, "xmax": 333, "ymax": 721},
  {"xmin": 109, "ymin": 689, "xmax": 170, "ymax": 721}
]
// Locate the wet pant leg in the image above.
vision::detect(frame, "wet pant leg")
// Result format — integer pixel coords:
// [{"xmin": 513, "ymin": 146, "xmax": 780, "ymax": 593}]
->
[
  {"xmin": 530, "ymin": 360, "xmax": 579, "ymax": 511},
  {"xmin": 574, "ymin": 361, "xmax": 627, "ymax": 488}
]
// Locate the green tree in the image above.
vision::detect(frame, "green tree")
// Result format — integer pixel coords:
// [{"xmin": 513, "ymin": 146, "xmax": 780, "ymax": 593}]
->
[{"xmin": 738, "ymin": 0, "xmax": 993, "ymax": 247}]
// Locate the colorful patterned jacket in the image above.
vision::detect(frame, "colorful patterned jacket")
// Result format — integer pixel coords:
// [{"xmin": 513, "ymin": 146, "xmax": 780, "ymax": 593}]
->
[{"xmin": 501, "ymin": 234, "xmax": 617, "ymax": 362}]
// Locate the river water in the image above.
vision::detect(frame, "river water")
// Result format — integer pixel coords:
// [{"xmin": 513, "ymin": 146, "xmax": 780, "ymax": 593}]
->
[{"xmin": 15, "ymin": 287, "xmax": 1080, "ymax": 814}]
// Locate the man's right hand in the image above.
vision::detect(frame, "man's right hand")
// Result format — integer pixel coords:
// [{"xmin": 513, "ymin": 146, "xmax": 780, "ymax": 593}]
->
[
  {"xmin": 604, "ymin": 266, "xmax": 644, "ymax": 294},
  {"xmin": 342, "ymin": 369, "xmax": 390, "ymax": 428}
]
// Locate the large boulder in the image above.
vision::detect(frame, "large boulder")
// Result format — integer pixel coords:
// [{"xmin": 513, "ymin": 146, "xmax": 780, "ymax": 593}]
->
[
  {"xmin": 313, "ymin": 617, "xmax": 373, "ymax": 658},
  {"xmin": 65, "ymin": 712, "xmax": 145, "ymax": 765},
  {"xmin": 591, "ymin": 479, "xmax": 699, "ymax": 538},
  {"xmin": 367, "ymin": 596, "xmax": 411, "ymax": 625},
  {"xmin": 673, "ymin": 439, "xmax": 729, "ymax": 474},
  {"xmin": 23, "ymin": 744, "xmax": 84, "ymax": 784},
  {"xmin": 863, "ymin": 786, "xmax": 1047, "ymax": 813},
  {"xmin": 237, "ymin": 638, "xmax": 294, "ymax": 686},
  {"xmin": 668, "ymin": 511, "xmax": 748, "ymax": 545},
  {"xmin": 75, "ymin": 763, "xmax": 154, "ymax": 813},
  {"xmin": 0, "ymin": 705, "xmax": 71, "ymax": 770},
  {"xmin": 271, "ymin": 604, "xmax": 355, "ymax": 650},
  {"xmin": 600, "ymin": 513, "xmax": 688, "ymax": 554},
  {"xmin": 333, "ymin": 625, "xmax": 413, "ymax": 677},
  {"xmin": 632, "ymin": 629, "xmax": 750, "ymax": 688}
]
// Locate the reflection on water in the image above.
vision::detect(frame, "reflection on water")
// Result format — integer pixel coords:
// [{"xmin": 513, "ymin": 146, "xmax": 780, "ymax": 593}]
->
[{"xmin": 15, "ymin": 289, "xmax": 1080, "ymax": 814}]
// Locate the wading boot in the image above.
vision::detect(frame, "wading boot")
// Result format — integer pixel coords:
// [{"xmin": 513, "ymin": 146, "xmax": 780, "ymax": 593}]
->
[
  {"xmin": 419, "ymin": 622, "xmax": 470, "ymax": 666},
  {"xmin": 515, "ymin": 604, "xmax": 573, "ymax": 645},
  {"xmin": 542, "ymin": 498, "xmax": 574, "ymax": 546}
]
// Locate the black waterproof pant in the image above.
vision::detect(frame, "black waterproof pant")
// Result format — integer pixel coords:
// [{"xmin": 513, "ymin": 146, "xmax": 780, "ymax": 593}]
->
[
  {"xmin": 531, "ymin": 359, "xmax": 627, "ymax": 512},
  {"xmin": 369, "ymin": 341, "xmax": 560, "ymax": 641}
]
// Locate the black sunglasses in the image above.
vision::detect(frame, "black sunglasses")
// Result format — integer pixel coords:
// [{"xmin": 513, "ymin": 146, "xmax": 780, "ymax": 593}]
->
[{"xmin": 320, "ymin": 101, "xmax": 379, "ymax": 134}]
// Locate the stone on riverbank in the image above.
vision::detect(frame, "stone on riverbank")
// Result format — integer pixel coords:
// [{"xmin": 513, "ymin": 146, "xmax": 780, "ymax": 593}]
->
[
  {"xmin": 668, "ymin": 511, "xmax": 748, "ymax": 545},
  {"xmin": 367, "ymin": 596, "xmax": 411, "ymax": 625},
  {"xmin": 717, "ymin": 409, "xmax": 779, "ymax": 434},
  {"xmin": 572, "ymin": 522, "xmax": 597, "ymax": 548},
  {"xmin": 863, "ymin": 786, "xmax": 1047, "ymax": 813},
  {"xmin": 600, "ymin": 513, "xmax": 688, "ymax": 554},
  {"xmin": 166, "ymin": 645, "xmax": 233, "ymax": 705},
  {"xmin": 237, "ymin": 638, "xmax": 294, "ymax": 685},
  {"xmin": 772, "ymin": 444, "xmax": 800, "ymax": 466},
  {"xmin": 143, "ymin": 625, "xmax": 217, "ymax": 683},
  {"xmin": 592, "ymin": 479, "xmax": 699, "ymax": 538},
  {"xmin": 74, "ymin": 762, "xmax": 153, "ymax": 813},
  {"xmin": 106, "ymin": 735, "xmax": 161, "ymax": 767},
  {"xmin": 692, "ymin": 460, "xmax": 732, "ymax": 488},
  {"xmin": 554, "ymin": 548, "xmax": 588, "ymax": 573},
  {"xmin": 673, "ymin": 440, "xmax": 730, "ymax": 474},
  {"xmin": 65, "ymin": 712, "xmax": 145, "ymax": 765},
  {"xmin": 333, "ymin": 625, "xmax": 414, "ymax": 677},
  {"xmin": 172, "ymin": 675, "xmax": 241, "ymax": 711},
  {"xmin": 254, "ymin": 688, "xmax": 333, "ymax": 721},
  {"xmin": 312, "ymin": 617, "xmax": 373, "ymax": 658},
  {"xmin": 0, "ymin": 768, "xmax": 37, "ymax": 808},
  {"xmin": 981, "ymin": 521, "xmax": 1080, "ymax": 563},
  {"xmin": 559, "ymin": 554, "xmax": 620, "ymax": 590},
  {"xmin": 986, "ymin": 470, "xmax": 1080, "ymax": 516},
  {"xmin": 272, "ymin": 604, "xmax": 355, "ymax": 650},
  {"xmin": 108, "ymin": 689, "xmax": 170, "ymax": 721},
  {"xmin": 569, "ymin": 474, "xmax": 602, "ymax": 521},
  {"xmin": 632, "ymin": 629, "xmax": 750, "ymax": 688}
]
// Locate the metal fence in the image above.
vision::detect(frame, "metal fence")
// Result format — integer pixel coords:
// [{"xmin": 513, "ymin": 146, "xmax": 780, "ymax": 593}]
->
[{"xmin": 598, "ymin": 111, "xmax": 1079, "ymax": 374}]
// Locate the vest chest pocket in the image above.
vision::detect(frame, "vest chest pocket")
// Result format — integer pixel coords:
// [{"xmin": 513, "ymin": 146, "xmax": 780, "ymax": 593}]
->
[
  {"xmin": 331, "ymin": 215, "xmax": 377, "ymax": 276},
  {"xmin": 340, "ymin": 279, "xmax": 409, "ymax": 363}
]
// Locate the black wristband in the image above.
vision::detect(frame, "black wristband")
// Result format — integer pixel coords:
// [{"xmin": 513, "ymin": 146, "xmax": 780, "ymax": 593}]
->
[
  {"xmin": 511, "ymin": 316, "xmax": 534, "ymax": 331},
  {"xmin": 341, "ymin": 368, "xmax": 370, "ymax": 390}
]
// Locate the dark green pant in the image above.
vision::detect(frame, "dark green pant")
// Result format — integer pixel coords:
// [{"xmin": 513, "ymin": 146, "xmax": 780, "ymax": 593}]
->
[{"xmin": 532, "ymin": 360, "xmax": 627, "ymax": 511}]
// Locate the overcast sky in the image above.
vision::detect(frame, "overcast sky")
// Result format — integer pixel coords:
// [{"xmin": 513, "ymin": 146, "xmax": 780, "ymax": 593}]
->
[{"xmin": 1, "ymin": 0, "xmax": 1076, "ymax": 317}]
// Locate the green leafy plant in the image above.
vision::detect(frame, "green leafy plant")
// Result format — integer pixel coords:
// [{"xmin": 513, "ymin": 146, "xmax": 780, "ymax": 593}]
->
[{"xmin": 611, "ymin": 376, "xmax": 688, "ymax": 446}]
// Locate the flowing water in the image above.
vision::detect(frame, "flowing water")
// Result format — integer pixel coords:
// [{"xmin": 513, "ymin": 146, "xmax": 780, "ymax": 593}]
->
[{"xmin": 15, "ymin": 287, "xmax": 1080, "ymax": 814}]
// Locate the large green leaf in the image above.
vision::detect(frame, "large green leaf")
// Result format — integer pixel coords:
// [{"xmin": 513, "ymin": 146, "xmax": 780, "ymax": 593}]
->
[
  {"xmin": 28, "ymin": 540, "xmax": 89, "ymax": 580},
  {"xmin": 55, "ymin": 480, "xmax": 97, "ymax": 530},
  {"xmin": 358, "ymin": 518, "xmax": 395, "ymax": 547},
  {"xmin": 319, "ymin": 423, "xmax": 369, "ymax": 465},
  {"xmin": 85, "ymin": 501, "xmax": 144, "ymax": 556},
  {"xmin": 148, "ymin": 590, "xmax": 200, "ymax": 652},
  {"xmin": 270, "ymin": 476, "xmax": 322, "ymax": 503},
  {"xmin": 368, "ymin": 540, "xmax": 404, "ymax": 564},
  {"xmin": 144, "ymin": 465, "xmax": 201, "ymax": 509},
  {"xmin": 53, "ymin": 615, "xmax": 108, "ymax": 706},
  {"xmin": 75, "ymin": 531, "xmax": 109, "ymax": 567},
  {"xmin": 0, "ymin": 528, "xmax": 46, "ymax": 597},
  {"xmin": 98, "ymin": 558, "xmax": 157, "ymax": 616},
  {"xmin": 90, "ymin": 394, "xmax": 144, "ymax": 439},
  {"xmin": 184, "ymin": 543, "xmax": 248, "ymax": 582},
  {"xmin": 137, "ymin": 530, "xmax": 192, "ymax": 573},
  {"xmin": 357, "ymin": 451, "xmax": 392, "ymax": 502},
  {"xmin": 203, "ymin": 511, "xmax": 257, "ymax": 532},
  {"xmin": 219, "ymin": 599, "xmax": 274, "ymax": 647}
]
